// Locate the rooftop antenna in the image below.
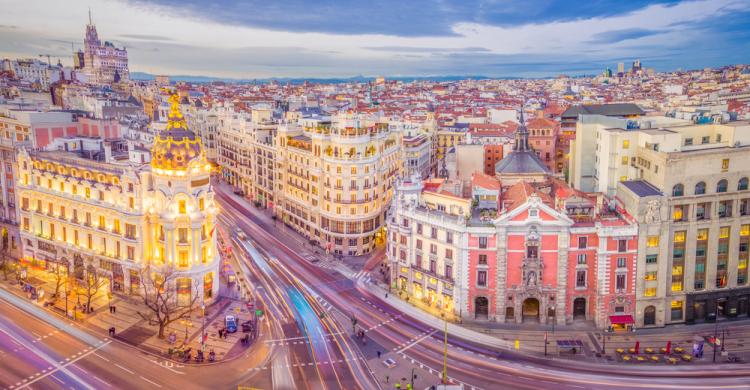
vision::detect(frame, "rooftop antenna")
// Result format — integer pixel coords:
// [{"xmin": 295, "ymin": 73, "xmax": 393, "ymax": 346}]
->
[{"xmin": 88, "ymin": 8, "xmax": 92, "ymax": 25}]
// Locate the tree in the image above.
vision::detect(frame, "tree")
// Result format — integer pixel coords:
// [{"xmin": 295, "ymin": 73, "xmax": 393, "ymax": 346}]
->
[
  {"xmin": 137, "ymin": 265, "xmax": 199, "ymax": 339},
  {"xmin": 76, "ymin": 264, "xmax": 107, "ymax": 313},
  {"xmin": 0, "ymin": 228, "xmax": 13, "ymax": 280},
  {"xmin": 51, "ymin": 262, "xmax": 68, "ymax": 300}
]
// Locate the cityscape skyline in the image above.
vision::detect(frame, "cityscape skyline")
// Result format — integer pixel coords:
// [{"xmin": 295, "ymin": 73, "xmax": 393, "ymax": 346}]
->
[{"xmin": 1, "ymin": 0, "xmax": 749, "ymax": 79}]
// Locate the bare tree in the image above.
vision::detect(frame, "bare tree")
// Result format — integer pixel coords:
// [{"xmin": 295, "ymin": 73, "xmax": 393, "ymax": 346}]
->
[
  {"xmin": 137, "ymin": 265, "xmax": 199, "ymax": 339},
  {"xmin": 76, "ymin": 264, "xmax": 107, "ymax": 313},
  {"xmin": 0, "ymin": 231, "xmax": 13, "ymax": 280},
  {"xmin": 51, "ymin": 263, "xmax": 68, "ymax": 300}
]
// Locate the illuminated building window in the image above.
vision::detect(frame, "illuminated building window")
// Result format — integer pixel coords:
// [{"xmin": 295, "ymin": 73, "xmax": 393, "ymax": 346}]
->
[
  {"xmin": 673, "ymin": 231, "xmax": 685, "ymax": 243},
  {"xmin": 178, "ymin": 228, "xmax": 188, "ymax": 243},
  {"xmin": 127, "ymin": 246, "xmax": 135, "ymax": 261},
  {"xmin": 85, "ymin": 187, "xmax": 91, "ymax": 199},
  {"xmin": 129, "ymin": 197, "xmax": 134, "ymax": 209},
  {"xmin": 622, "ymin": 139, "xmax": 630, "ymax": 149},
  {"xmin": 644, "ymin": 287, "xmax": 656, "ymax": 297},
  {"xmin": 72, "ymin": 185, "xmax": 77, "ymax": 195},
  {"xmin": 644, "ymin": 271, "xmax": 657, "ymax": 281},
  {"xmin": 87, "ymin": 234, "xmax": 92, "ymax": 249},
  {"xmin": 113, "ymin": 219, "xmax": 121, "ymax": 234},
  {"xmin": 99, "ymin": 215, "xmax": 105, "ymax": 229},
  {"xmin": 199, "ymin": 198, "xmax": 205, "ymax": 211},
  {"xmin": 179, "ymin": 250, "xmax": 189, "ymax": 267},
  {"xmin": 59, "ymin": 182, "xmax": 64, "ymax": 192},
  {"xmin": 697, "ymin": 229, "xmax": 708, "ymax": 241},
  {"xmin": 742, "ymin": 225, "xmax": 750, "ymax": 236},
  {"xmin": 621, "ymin": 156, "xmax": 628, "ymax": 165},
  {"xmin": 720, "ymin": 227, "xmax": 730, "ymax": 239},
  {"xmin": 179, "ymin": 200, "xmax": 186, "ymax": 214},
  {"xmin": 647, "ymin": 236, "xmax": 659, "ymax": 247}
]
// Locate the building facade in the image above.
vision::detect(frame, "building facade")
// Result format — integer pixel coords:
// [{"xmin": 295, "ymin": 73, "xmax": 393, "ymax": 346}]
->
[
  {"xmin": 16, "ymin": 95, "xmax": 219, "ymax": 303},
  {"xmin": 82, "ymin": 13, "xmax": 129, "ymax": 86},
  {"xmin": 275, "ymin": 113, "xmax": 401, "ymax": 256},
  {"xmin": 615, "ymin": 120, "xmax": 750, "ymax": 327}
]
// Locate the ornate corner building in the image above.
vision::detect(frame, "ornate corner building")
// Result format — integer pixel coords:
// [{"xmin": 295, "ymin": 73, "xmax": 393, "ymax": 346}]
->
[{"xmin": 16, "ymin": 94, "xmax": 219, "ymax": 304}]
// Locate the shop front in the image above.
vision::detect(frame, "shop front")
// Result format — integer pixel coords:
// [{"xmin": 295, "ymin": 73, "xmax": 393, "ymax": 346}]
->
[
  {"xmin": 685, "ymin": 287, "xmax": 750, "ymax": 324},
  {"xmin": 608, "ymin": 315, "xmax": 635, "ymax": 332}
]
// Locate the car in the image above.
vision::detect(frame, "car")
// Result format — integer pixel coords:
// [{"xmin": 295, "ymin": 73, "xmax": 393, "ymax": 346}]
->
[
  {"xmin": 225, "ymin": 315, "xmax": 238, "ymax": 333},
  {"xmin": 382, "ymin": 358, "xmax": 396, "ymax": 368}
]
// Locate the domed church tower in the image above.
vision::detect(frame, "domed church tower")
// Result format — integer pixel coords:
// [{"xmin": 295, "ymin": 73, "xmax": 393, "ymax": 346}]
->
[{"xmin": 148, "ymin": 93, "xmax": 219, "ymax": 305}]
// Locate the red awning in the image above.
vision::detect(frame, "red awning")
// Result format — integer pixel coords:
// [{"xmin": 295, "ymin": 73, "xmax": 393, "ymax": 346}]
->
[{"xmin": 609, "ymin": 315, "xmax": 634, "ymax": 324}]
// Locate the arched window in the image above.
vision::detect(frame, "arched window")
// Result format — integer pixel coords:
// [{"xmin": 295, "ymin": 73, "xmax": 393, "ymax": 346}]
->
[
  {"xmin": 716, "ymin": 179, "xmax": 728, "ymax": 193},
  {"xmin": 694, "ymin": 181, "xmax": 706, "ymax": 195},
  {"xmin": 739, "ymin": 177, "xmax": 748, "ymax": 191},
  {"xmin": 644, "ymin": 305, "xmax": 656, "ymax": 325},
  {"xmin": 672, "ymin": 183, "xmax": 684, "ymax": 197}
]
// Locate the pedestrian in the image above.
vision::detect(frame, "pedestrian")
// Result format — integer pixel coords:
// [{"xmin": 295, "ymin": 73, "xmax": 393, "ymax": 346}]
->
[
  {"xmin": 113, "ymin": 305, "xmax": 116, "ymax": 314},
  {"xmin": 385, "ymin": 375, "xmax": 389, "ymax": 383},
  {"xmin": 385, "ymin": 293, "xmax": 389, "ymax": 298},
  {"xmin": 218, "ymin": 328, "xmax": 224, "ymax": 338},
  {"xmin": 377, "ymin": 350, "xmax": 381, "ymax": 359}
]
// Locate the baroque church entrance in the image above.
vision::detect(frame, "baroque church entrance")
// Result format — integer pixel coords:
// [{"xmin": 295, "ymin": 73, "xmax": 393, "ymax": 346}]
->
[{"xmin": 522, "ymin": 298, "xmax": 540, "ymax": 322}]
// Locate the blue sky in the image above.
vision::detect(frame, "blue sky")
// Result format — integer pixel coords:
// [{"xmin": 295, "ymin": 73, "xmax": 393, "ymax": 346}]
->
[{"xmin": 0, "ymin": 0, "xmax": 748, "ymax": 78}]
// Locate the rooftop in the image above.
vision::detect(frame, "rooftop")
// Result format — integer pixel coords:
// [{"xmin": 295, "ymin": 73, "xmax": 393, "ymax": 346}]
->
[{"xmin": 620, "ymin": 180, "xmax": 663, "ymax": 197}]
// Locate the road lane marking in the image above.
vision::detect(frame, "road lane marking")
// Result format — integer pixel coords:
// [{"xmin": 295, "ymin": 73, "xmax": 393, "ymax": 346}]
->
[
  {"xmin": 114, "ymin": 363, "xmax": 134, "ymax": 374},
  {"xmin": 92, "ymin": 376, "xmax": 111, "ymax": 387},
  {"xmin": 92, "ymin": 352, "xmax": 109, "ymax": 362},
  {"xmin": 139, "ymin": 376, "xmax": 162, "ymax": 388},
  {"xmin": 20, "ymin": 340, "xmax": 111, "ymax": 389}
]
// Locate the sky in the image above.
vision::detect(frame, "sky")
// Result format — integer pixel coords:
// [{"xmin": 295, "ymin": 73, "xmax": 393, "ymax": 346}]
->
[{"xmin": 0, "ymin": 0, "xmax": 749, "ymax": 79}]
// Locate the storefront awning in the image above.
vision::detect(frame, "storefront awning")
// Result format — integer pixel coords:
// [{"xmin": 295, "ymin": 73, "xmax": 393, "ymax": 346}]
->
[{"xmin": 609, "ymin": 315, "xmax": 634, "ymax": 324}]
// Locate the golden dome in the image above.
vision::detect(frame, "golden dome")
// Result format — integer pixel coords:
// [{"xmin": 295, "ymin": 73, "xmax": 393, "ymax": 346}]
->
[{"xmin": 151, "ymin": 93, "xmax": 206, "ymax": 172}]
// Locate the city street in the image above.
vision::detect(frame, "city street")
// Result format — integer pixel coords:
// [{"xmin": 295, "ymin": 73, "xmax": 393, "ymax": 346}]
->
[{"xmin": 215, "ymin": 182, "xmax": 750, "ymax": 390}]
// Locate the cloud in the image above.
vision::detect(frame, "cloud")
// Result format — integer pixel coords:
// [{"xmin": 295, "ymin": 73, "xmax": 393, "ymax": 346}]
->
[
  {"xmin": 363, "ymin": 46, "xmax": 491, "ymax": 53},
  {"xmin": 0, "ymin": 0, "xmax": 747, "ymax": 78},
  {"xmin": 588, "ymin": 28, "xmax": 665, "ymax": 44},
  {"xmin": 118, "ymin": 33, "xmax": 174, "ymax": 41}
]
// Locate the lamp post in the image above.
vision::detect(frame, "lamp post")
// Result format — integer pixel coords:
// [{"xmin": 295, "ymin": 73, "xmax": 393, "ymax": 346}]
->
[
  {"xmin": 201, "ymin": 305, "xmax": 206, "ymax": 346},
  {"xmin": 181, "ymin": 318, "xmax": 192, "ymax": 343}
]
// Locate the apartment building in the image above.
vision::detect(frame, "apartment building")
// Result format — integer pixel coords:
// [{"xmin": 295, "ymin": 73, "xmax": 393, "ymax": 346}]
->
[
  {"xmin": 615, "ymin": 120, "xmax": 750, "ymax": 327},
  {"xmin": 275, "ymin": 113, "xmax": 401, "ymax": 256}
]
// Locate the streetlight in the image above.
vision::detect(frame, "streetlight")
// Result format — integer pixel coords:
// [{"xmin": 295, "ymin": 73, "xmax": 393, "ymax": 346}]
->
[
  {"xmin": 181, "ymin": 318, "xmax": 192, "ymax": 343},
  {"xmin": 201, "ymin": 305, "xmax": 206, "ymax": 347}
]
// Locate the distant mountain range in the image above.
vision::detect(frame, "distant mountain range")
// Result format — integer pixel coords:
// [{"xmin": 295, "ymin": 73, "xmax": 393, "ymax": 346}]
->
[{"xmin": 129, "ymin": 71, "xmax": 509, "ymax": 84}]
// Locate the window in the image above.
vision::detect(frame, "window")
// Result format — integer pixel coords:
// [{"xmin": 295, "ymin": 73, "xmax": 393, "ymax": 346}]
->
[
  {"xmin": 739, "ymin": 178, "xmax": 749, "ymax": 191},
  {"xmin": 178, "ymin": 228, "xmax": 189, "ymax": 243},
  {"xmin": 125, "ymin": 224, "xmax": 136, "ymax": 239},
  {"xmin": 644, "ymin": 271, "xmax": 657, "ymax": 281},
  {"xmin": 85, "ymin": 187, "xmax": 90, "ymax": 199},
  {"xmin": 431, "ymin": 227, "xmax": 437, "ymax": 239},
  {"xmin": 415, "ymin": 239, "xmax": 422, "ymax": 249},
  {"xmin": 113, "ymin": 219, "xmax": 120, "ymax": 234},
  {"xmin": 716, "ymin": 179, "xmax": 728, "ymax": 193},
  {"xmin": 445, "ymin": 249, "xmax": 453, "ymax": 260},
  {"xmin": 478, "ymin": 236, "xmax": 488, "ymax": 249},
  {"xmin": 179, "ymin": 200, "xmax": 186, "ymax": 214},
  {"xmin": 622, "ymin": 139, "xmax": 630, "ymax": 149},
  {"xmin": 446, "ymin": 232, "xmax": 453, "ymax": 244},
  {"xmin": 477, "ymin": 270, "xmax": 487, "ymax": 287},
  {"xmin": 577, "ymin": 236, "xmax": 587, "ymax": 249},
  {"xmin": 671, "ymin": 301, "xmax": 683, "ymax": 321},
  {"xmin": 98, "ymin": 215, "xmax": 105, "ymax": 229},
  {"xmin": 478, "ymin": 254, "xmax": 487, "ymax": 265},
  {"xmin": 720, "ymin": 226, "xmax": 730, "ymax": 239},
  {"xmin": 646, "ymin": 254, "xmax": 658, "ymax": 264},
  {"xmin": 199, "ymin": 198, "xmax": 205, "ymax": 211},
  {"xmin": 618, "ymin": 239, "xmax": 627, "ymax": 252},
  {"xmin": 576, "ymin": 270, "xmax": 586, "ymax": 288},
  {"xmin": 429, "ymin": 260, "xmax": 436, "ymax": 273},
  {"xmin": 616, "ymin": 274, "xmax": 626, "ymax": 291},
  {"xmin": 644, "ymin": 288, "xmax": 656, "ymax": 297},
  {"xmin": 445, "ymin": 264, "xmax": 453, "ymax": 278},
  {"xmin": 672, "ymin": 183, "xmax": 684, "ymax": 197},
  {"xmin": 617, "ymin": 257, "xmax": 627, "ymax": 268},
  {"xmin": 179, "ymin": 250, "xmax": 189, "ymax": 267},
  {"xmin": 694, "ymin": 181, "xmax": 706, "ymax": 195},
  {"xmin": 621, "ymin": 156, "xmax": 628, "ymax": 165},
  {"xmin": 647, "ymin": 236, "xmax": 659, "ymax": 247},
  {"xmin": 722, "ymin": 158, "xmax": 729, "ymax": 170},
  {"xmin": 673, "ymin": 231, "xmax": 686, "ymax": 243},
  {"xmin": 417, "ymin": 224, "xmax": 423, "ymax": 234},
  {"xmin": 577, "ymin": 254, "xmax": 586, "ymax": 265},
  {"xmin": 430, "ymin": 243, "xmax": 437, "ymax": 254}
]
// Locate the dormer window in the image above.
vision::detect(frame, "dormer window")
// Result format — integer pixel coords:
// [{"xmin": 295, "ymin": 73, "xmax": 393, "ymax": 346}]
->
[{"xmin": 529, "ymin": 209, "xmax": 538, "ymax": 217}]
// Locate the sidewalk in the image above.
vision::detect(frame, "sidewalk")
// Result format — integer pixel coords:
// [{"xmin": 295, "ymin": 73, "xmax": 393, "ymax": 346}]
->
[{"xmin": 1, "ymin": 264, "xmax": 254, "ymax": 364}]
